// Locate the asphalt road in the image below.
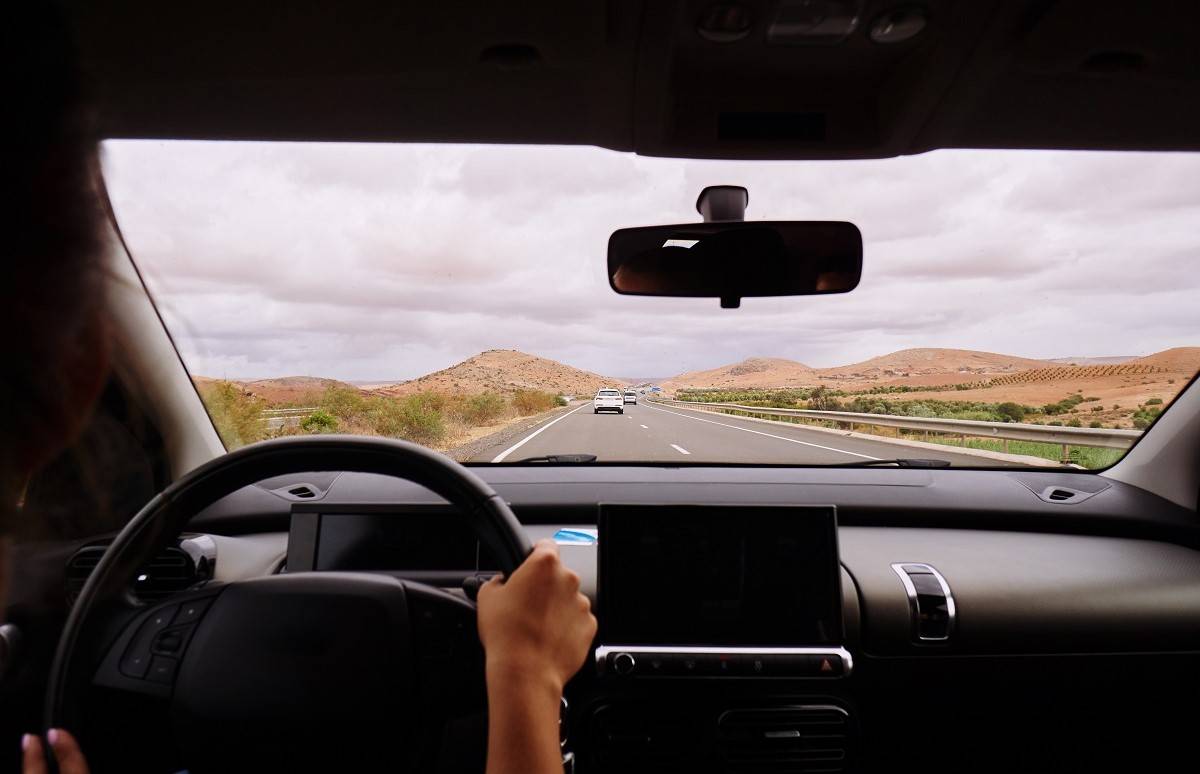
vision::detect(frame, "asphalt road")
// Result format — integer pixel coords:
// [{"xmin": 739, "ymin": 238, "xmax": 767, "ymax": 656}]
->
[{"xmin": 468, "ymin": 400, "xmax": 1026, "ymax": 466}]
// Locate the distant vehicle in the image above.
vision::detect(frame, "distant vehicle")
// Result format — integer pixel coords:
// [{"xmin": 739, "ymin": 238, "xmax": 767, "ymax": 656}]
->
[
  {"xmin": 594, "ymin": 388, "xmax": 624, "ymax": 414},
  {"xmin": 623, "ymin": 390, "xmax": 637, "ymax": 404}
]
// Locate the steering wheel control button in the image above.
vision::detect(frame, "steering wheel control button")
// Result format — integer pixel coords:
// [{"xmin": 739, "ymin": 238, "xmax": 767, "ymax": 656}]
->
[
  {"xmin": 175, "ymin": 596, "xmax": 213, "ymax": 624},
  {"xmin": 612, "ymin": 652, "xmax": 637, "ymax": 675},
  {"xmin": 152, "ymin": 624, "xmax": 195, "ymax": 655},
  {"xmin": 120, "ymin": 650, "xmax": 151, "ymax": 679},
  {"xmin": 146, "ymin": 656, "xmax": 179, "ymax": 684},
  {"xmin": 119, "ymin": 604, "xmax": 180, "ymax": 678}
]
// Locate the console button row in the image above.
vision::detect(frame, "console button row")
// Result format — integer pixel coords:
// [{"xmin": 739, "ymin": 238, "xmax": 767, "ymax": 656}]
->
[{"xmin": 604, "ymin": 651, "xmax": 845, "ymax": 678}]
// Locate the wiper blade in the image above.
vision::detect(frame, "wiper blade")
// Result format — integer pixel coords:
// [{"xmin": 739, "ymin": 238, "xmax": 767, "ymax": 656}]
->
[
  {"xmin": 838, "ymin": 458, "xmax": 951, "ymax": 468},
  {"xmin": 512, "ymin": 454, "xmax": 598, "ymax": 464}
]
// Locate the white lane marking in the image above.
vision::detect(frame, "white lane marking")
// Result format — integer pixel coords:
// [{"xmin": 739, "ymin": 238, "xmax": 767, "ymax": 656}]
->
[
  {"xmin": 490, "ymin": 404, "xmax": 589, "ymax": 462},
  {"xmin": 670, "ymin": 444, "xmax": 691, "ymax": 455},
  {"xmin": 640, "ymin": 424, "xmax": 649, "ymax": 429},
  {"xmin": 642, "ymin": 403, "xmax": 880, "ymax": 460}
]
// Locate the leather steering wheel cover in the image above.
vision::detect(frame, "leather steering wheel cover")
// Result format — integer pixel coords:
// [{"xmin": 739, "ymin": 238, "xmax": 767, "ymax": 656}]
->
[{"xmin": 45, "ymin": 434, "xmax": 532, "ymax": 733}]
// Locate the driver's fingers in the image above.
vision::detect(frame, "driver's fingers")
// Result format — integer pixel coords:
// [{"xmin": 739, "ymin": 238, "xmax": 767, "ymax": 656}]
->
[
  {"xmin": 21, "ymin": 734, "xmax": 47, "ymax": 774},
  {"xmin": 47, "ymin": 730, "xmax": 90, "ymax": 774}
]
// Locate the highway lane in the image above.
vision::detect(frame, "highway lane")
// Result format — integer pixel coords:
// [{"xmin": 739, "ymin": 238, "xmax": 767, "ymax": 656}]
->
[{"xmin": 469, "ymin": 400, "xmax": 1029, "ymax": 466}]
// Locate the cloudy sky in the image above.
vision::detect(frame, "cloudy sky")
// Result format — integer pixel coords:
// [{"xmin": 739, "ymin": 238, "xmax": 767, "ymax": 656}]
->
[{"xmin": 101, "ymin": 141, "xmax": 1200, "ymax": 382}]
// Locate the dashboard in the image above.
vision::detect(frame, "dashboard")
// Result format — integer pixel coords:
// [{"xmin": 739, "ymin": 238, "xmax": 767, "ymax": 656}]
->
[{"xmin": 66, "ymin": 465, "xmax": 1200, "ymax": 772}]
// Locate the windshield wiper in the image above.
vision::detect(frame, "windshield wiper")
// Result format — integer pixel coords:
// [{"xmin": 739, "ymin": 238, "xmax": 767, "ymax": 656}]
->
[
  {"xmin": 836, "ymin": 458, "xmax": 951, "ymax": 468},
  {"xmin": 512, "ymin": 454, "xmax": 598, "ymax": 464}
]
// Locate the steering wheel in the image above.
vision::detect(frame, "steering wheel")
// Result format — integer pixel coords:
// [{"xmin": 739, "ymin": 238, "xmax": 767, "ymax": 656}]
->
[{"xmin": 44, "ymin": 435, "xmax": 532, "ymax": 772}]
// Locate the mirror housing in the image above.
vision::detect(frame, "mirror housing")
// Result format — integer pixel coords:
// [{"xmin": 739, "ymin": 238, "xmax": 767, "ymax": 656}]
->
[{"xmin": 607, "ymin": 220, "xmax": 862, "ymax": 308}]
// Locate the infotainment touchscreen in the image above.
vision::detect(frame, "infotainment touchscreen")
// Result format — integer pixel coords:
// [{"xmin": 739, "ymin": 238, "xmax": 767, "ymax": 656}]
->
[{"xmin": 598, "ymin": 505, "xmax": 841, "ymax": 646}]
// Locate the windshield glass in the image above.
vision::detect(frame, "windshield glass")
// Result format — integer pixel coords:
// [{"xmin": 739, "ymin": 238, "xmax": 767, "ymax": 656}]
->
[{"xmin": 102, "ymin": 141, "xmax": 1199, "ymax": 468}]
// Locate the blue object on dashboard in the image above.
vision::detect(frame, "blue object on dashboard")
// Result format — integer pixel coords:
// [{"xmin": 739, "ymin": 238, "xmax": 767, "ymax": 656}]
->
[{"xmin": 553, "ymin": 529, "xmax": 598, "ymax": 544}]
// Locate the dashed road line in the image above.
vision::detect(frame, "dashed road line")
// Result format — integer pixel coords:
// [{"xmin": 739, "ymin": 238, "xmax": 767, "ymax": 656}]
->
[{"xmin": 670, "ymin": 444, "xmax": 691, "ymax": 455}]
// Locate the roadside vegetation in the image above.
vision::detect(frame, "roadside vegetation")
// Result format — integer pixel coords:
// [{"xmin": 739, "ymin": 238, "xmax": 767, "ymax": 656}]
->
[
  {"xmin": 196, "ymin": 381, "xmax": 567, "ymax": 451},
  {"xmin": 673, "ymin": 386, "xmax": 1161, "ymax": 469}
]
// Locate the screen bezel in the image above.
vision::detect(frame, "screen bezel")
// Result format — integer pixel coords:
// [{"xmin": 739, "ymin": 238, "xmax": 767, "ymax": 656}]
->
[
  {"xmin": 597, "ymin": 503, "xmax": 843, "ymax": 647},
  {"xmin": 286, "ymin": 503, "xmax": 485, "ymax": 574}
]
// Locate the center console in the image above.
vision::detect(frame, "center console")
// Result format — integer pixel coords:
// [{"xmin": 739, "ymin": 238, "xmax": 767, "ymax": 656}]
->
[{"xmin": 587, "ymin": 504, "xmax": 856, "ymax": 772}]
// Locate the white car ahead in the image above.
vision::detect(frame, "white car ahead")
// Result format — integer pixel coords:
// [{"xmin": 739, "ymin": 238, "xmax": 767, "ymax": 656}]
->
[
  {"xmin": 623, "ymin": 390, "xmax": 637, "ymax": 404},
  {"xmin": 593, "ymin": 388, "xmax": 624, "ymax": 414}
]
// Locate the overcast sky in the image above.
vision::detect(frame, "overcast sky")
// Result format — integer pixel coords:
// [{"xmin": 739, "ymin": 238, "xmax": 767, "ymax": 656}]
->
[{"xmin": 102, "ymin": 141, "xmax": 1200, "ymax": 382}]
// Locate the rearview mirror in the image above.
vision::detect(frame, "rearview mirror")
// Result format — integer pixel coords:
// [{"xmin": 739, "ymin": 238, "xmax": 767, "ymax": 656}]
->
[{"xmin": 608, "ymin": 221, "xmax": 862, "ymax": 308}]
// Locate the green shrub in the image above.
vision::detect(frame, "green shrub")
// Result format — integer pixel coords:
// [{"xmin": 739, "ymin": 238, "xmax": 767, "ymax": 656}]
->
[
  {"xmin": 1083, "ymin": 396, "xmax": 1100, "ymax": 402},
  {"xmin": 368, "ymin": 394, "xmax": 446, "ymax": 446},
  {"xmin": 1047, "ymin": 420, "xmax": 1063, "ymax": 426},
  {"xmin": 1089, "ymin": 420, "xmax": 1104, "ymax": 428},
  {"xmin": 513, "ymin": 389, "xmax": 557, "ymax": 415},
  {"xmin": 1131, "ymin": 405, "xmax": 1162, "ymax": 430},
  {"xmin": 300, "ymin": 409, "xmax": 338, "ymax": 434},
  {"xmin": 1091, "ymin": 405, "xmax": 1104, "ymax": 412},
  {"xmin": 463, "ymin": 391, "xmax": 506, "ymax": 424},
  {"xmin": 1066, "ymin": 418, "xmax": 1082, "ymax": 428},
  {"xmin": 319, "ymin": 385, "xmax": 368, "ymax": 425},
  {"xmin": 996, "ymin": 402, "xmax": 1025, "ymax": 422},
  {"xmin": 555, "ymin": 395, "xmax": 569, "ymax": 407},
  {"xmin": 197, "ymin": 380, "xmax": 265, "ymax": 449},
  {"xmin": 1145, "ymin": 397, "xmax": 1163, "ymax": 405}
]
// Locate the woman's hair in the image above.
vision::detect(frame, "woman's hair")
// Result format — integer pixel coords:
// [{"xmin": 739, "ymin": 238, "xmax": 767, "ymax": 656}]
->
[{"xmin": 0, "ymin": 3, "xmax": 108, "ymax": 490}]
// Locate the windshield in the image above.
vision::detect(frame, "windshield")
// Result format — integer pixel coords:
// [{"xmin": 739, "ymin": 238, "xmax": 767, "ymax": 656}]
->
[{"xmin": 102, "ymin": 142, "xmax": 1199, "ymax": 468}]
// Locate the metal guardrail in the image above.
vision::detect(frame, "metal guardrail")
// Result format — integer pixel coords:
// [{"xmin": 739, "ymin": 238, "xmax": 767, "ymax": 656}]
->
[
  {"xmin": 260, "ymin": 407, "xmax": 318, "ymax": 429},
  {"xmin": 651, "ymin": 398, "xmax": 1142, "ymax": 461}
]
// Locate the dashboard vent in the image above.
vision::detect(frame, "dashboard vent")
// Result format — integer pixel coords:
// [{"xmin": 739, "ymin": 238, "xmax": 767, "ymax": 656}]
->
[
  {"xmin": 718, "ymin": 707, "xmax": 850, "ymax": 773},
  {"xmin": 66, "ymin": 539, "xmax": 213, "ymax": 605},
  {"xmin": 65, "ymin": 546, "xmax": 105, "ymax": 604}
]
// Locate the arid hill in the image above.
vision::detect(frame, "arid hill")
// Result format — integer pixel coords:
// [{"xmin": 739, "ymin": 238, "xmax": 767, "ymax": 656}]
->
[
  {"xmin": 817, "ymin": 348, "xmax": 1049, "ymax": 380},
  {"xmin": 375, "ymin": 349, "xmax": 618, "ymax": 397},
  {"xmin": 1048, "ymin": 356, "xmax": 1136, "ymax": 366},
  {"xmin": 1128, "ymin": 347, "xmax": 1200, "ymax": 373},
  {"xmin": 217, "ymin": 376, "xmax": 353, "ymax": 404},
  {"xmin": 661, "ymin": 357, "xmax": 814, "ymax": 391}
]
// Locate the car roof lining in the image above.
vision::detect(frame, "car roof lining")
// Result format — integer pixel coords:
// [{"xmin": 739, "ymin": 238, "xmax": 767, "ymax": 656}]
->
[{"xmin": 63, "ymin": 0, "xmax": 1200, "ymax": 159}]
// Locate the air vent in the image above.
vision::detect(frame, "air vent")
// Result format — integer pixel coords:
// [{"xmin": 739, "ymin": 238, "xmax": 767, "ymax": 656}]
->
[
  {"xmin": 269, "ymin": 481, "xmax": 328, "ymax": 501},
  {"xmin": 65, "ymin": 546, "xmax": 105, "ymax": 604},
  {"xmin": 66, "ymin": 538, "xmax": 214, "ymax": 605},
  {"xmin": 718, "ymin": 706, "xmax": 851, "ymax": 773},
  {"xmin": 1035, "ymin": 484, "xmax": 1100, "ymax": 504}
]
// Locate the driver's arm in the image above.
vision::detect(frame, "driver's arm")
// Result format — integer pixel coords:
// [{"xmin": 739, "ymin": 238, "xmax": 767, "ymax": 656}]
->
[{"xmin": 477, "ymin": 539, "xmax": 597, "ymax": 774}]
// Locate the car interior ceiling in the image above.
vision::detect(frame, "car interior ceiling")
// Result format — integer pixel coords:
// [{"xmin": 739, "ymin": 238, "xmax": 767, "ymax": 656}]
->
[{"xmin": 6, "ymin": 1, "xmax": 1200, "ymax": 773}]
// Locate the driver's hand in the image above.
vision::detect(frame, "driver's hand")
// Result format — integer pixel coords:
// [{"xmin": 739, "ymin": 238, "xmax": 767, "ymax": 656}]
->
[
  {"xmin": 477, "ymin": 538, "xmax": 597, "ymax": 694},
  {"xmin": 22, "ymin": 729, "xmax": 90, "ymax": 774}
]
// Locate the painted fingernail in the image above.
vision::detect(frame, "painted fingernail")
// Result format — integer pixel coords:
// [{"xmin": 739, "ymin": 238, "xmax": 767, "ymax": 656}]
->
[
  {"xmin": 47, "ymin": 728, "xmax": 60, "ymax": 746},
  {"xmin": 21, "ymin": 734, "xmax": 33, "ymax": 752}
]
